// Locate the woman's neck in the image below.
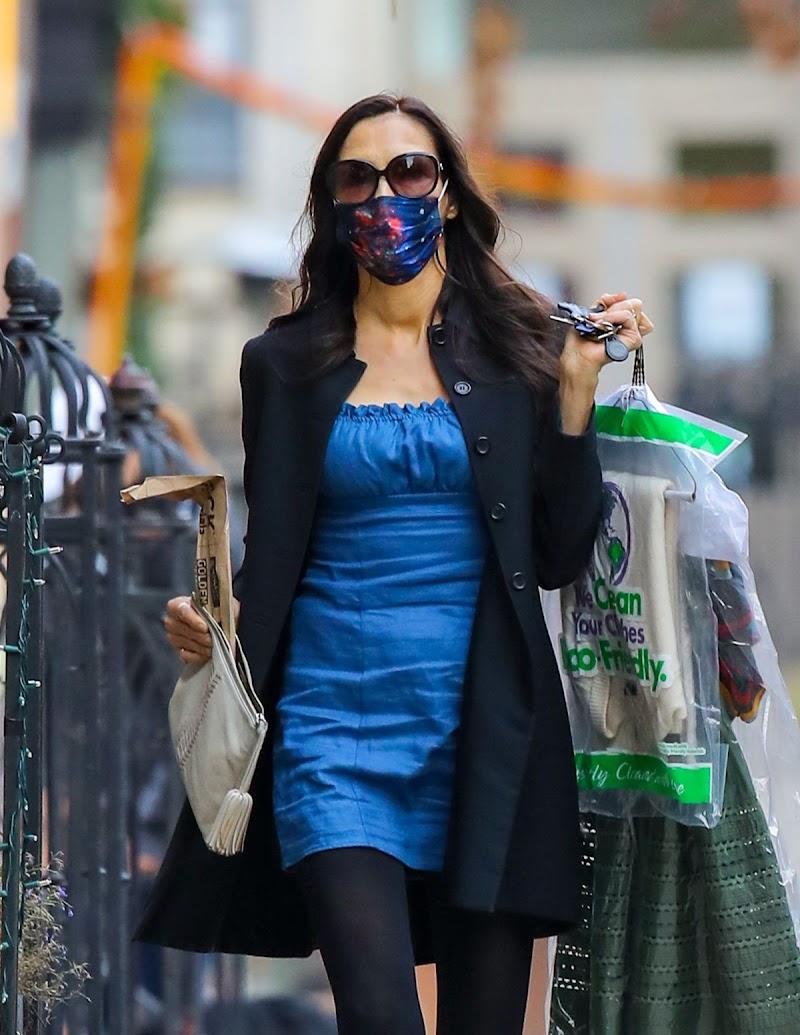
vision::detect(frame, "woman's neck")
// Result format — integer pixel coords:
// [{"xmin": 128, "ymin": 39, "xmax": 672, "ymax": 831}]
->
[{"xmin": 353, "ymin": 251, "xmax": 445, "ymax": 340}]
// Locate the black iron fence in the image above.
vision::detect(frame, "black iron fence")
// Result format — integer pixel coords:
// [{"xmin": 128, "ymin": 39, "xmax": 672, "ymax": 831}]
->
[
  {"xmin": 0, "ymin": 325, "xmax": 60, "ymax": 1034},
  {"xmin": 0, "ymin": 255, "xmax": 252, "ymax": 1034}
]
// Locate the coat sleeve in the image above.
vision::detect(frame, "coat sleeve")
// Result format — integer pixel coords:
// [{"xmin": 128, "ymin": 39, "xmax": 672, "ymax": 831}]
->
[
  {"xmin": 532, "ymin": 402, "xmax": 603, "ymax": 591},
  {"xmin": 232, "ymin": 337, "xmax": 265, "ymax": 601}
]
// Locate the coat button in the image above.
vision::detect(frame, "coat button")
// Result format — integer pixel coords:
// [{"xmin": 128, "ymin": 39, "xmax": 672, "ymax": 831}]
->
[
  {"xmin": 454, "ymin": 381, "xmax": 472, "ymax": 396},
  {"xmin": 511, "ymin": 572, "xmax": 527, "ymax": 590},
  {"xmin": 475, "ymin": 436, "xmax": 491, "ymax": 455},
  {"xmin": 490, "ymin": 502, "xmax": 507, "ymax": 521},
  {"xmin": 429, "ymin": 324, "xmax": 447, "ymax": 346}
]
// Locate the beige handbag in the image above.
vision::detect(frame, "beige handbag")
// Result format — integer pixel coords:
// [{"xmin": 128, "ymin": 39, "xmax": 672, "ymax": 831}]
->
[
  {"xmin": 170, "ymin": 601, "xmax": 267, "ymax": 855},
  {"xmin": 121, "ymin": 473, "xmax": 267, "ymax": 855}
]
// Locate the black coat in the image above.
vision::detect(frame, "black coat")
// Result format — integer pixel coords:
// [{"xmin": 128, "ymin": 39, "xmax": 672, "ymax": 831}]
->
[{"xmin": 134, "ymin": 298, "xmax": 603, "ymax": 963}]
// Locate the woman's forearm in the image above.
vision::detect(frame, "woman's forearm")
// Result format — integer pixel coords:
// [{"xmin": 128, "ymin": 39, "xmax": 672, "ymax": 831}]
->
[{"xmin": 558, "ymin": 380, "xmax": 597, "ymax": 437}]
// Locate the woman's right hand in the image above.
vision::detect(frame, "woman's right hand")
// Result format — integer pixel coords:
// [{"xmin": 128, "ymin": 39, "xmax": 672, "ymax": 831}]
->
[{"xmin": 164, "ymin": 596, "xmax": 212, "ymax": 665}]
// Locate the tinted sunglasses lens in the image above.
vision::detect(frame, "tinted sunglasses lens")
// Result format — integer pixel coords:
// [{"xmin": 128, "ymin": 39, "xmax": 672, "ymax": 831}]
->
[
  {"xmin": 387, "ymin": 154, "xmax": 439, "ymax": 198},
  {"xmin": 330, "ymin": 161, "xmax": 377, "ymax": 204}
]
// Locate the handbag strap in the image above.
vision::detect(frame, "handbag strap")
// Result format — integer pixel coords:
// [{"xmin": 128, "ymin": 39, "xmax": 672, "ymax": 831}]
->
[
  {"xmin": 192, "ymin": 599, "xmax": 260, "ymax": 709},
  {"xmin": 233, "ymin": 631, "xmax": 256, "ymax": 696}
]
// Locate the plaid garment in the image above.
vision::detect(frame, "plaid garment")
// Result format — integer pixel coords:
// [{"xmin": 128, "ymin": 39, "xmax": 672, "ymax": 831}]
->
[{"xmin": 707, "ymin": 560, "xmax": 767, "ymax": 723}]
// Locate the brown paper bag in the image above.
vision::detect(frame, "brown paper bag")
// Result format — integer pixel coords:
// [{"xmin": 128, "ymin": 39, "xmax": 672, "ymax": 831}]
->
[{"xmin": 121, "ymin": 474, "xmax": 236, "ymax": 650}]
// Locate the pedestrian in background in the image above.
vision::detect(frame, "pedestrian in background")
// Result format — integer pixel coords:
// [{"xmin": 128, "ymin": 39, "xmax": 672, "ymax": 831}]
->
[{"xmin": 145, "ymin": 93, "xmax": 651, "ymax": 1034}]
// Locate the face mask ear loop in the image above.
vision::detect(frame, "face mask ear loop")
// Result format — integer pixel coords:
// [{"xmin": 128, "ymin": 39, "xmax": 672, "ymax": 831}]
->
[{"xmin": 436, "ymin": 180, "xmax": 450, "ymax": 238}]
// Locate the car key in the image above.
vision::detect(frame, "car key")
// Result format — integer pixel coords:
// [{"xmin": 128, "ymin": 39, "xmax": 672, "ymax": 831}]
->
[{"xmin": 550, "ymin": 302, "xmax": 630, "ymax": 363}]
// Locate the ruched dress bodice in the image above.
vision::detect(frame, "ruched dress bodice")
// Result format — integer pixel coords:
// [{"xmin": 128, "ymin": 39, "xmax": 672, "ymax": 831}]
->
[{"xmin": 273, "ymin": 398, "xmax": 489, "ymax": 871}]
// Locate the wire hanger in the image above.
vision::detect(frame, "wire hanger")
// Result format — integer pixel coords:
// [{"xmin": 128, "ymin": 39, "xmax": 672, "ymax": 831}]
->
[
  {"xmin": 664, "ymin": 466, "xmax": 697, "ymax": 503},
  {"xmin": 627, "ymin": 345, "xmax": 697, "ymax": 502}
]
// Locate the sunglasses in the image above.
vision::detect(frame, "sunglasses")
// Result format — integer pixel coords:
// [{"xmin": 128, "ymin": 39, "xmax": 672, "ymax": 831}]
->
[{"xmin": 326, "ymin": 152, "xmax": 444, "ymax": 205}]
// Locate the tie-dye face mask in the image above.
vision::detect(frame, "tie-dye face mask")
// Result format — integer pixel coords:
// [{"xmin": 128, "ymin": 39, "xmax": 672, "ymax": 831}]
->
[{"xmin": 335, "ymin": 187, "xmax": 447, "ymax": 285}]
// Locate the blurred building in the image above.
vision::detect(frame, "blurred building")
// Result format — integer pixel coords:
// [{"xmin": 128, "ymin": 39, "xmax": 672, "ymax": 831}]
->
[
  {"xmin": 21, "ymin": 0, "xmax": 119, "ymax": 335},
  {"xmin": 148, "ymin": 3, "xmax": 800, "ymax": 407},
  {"xmin": 142, "ymin": 0, "xmax": 800, "ymax": 655},
  {"xmin": 146, "ymin": 0, "xmax": 473, "ymax": 462},
  {"xmin": 14, "ymin": 0, "xmax": 800, "ymax": 661},
  {"xmin": 0, "ymin": 0, "xmax": 28, "ymax": 260}
]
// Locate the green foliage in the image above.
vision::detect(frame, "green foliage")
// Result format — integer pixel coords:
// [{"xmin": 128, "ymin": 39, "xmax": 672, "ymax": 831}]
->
[
  {"xmin": 119, "ymin": 0, "xmax": 187, "ymax": 372},
  {"xmin": 121, "ymin": 0, "xmax": 187, "ymax": 29}
]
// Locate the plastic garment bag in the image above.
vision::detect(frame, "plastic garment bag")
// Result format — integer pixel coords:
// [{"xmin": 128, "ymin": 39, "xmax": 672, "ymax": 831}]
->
[
  {"xmin": 554, "ymin": 379, "xmax": 748, "ymax": 827},
  {"xmin": 547, "ymin": 360, "xmax": 800, "ymax": 1033}
]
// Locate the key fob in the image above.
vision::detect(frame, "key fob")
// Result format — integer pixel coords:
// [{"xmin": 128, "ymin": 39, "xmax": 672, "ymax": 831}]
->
[
  {"xmin": 603, "ymin": 336, "xmax": 629, "ymax": 362},
  {"xmin": 550, "ymin": 302, "xmax": 631, "ymax": 363},
  {"xmin": 589, "ymin": 305, "xmax": 629, "ymax": 363}
]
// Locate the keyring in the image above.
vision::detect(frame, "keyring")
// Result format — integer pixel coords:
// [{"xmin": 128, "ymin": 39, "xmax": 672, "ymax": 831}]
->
[{"xmin": 550, "ymin": 301, "xmax": 629, "ymax": 363}]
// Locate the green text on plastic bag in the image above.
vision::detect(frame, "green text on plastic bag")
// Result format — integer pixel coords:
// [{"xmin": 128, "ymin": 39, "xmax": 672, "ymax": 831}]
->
[
  {"xmin": 575, "ymin": 751, "xmax": 713, "ymax": 804},
  {"xmin": 595, "ymin": 406, "xmax": 733, "ymax": 457}
]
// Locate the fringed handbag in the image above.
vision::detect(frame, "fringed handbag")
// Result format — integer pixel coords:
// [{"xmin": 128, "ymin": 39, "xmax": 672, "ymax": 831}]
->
[{"xmin": 169, "ymin": 600, "xmax": 268, "ymax": 855}]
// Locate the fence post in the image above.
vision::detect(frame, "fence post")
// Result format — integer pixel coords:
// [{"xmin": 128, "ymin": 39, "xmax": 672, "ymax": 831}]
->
[
  {"xmin": 0, "ymin": 384, "xmax": 54, "ymax": 1035},
  {"xmin": 98, "ymin": 439, "xmax": 130, "ymax": 1035},
  {"xmin": 1, "ymin": 433, "xmax": 31, "ymax": 1035}
]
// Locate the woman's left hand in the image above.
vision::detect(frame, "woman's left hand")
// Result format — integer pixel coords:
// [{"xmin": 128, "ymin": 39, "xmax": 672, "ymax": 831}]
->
[{"xmin": 558, "ymin": 291, "xmax": 654, "ymax": 434}]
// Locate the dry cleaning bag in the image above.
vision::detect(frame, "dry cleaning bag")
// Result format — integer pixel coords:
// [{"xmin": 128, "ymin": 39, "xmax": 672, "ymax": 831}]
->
[
  {"xmin": 554, "ymin": 379, "xmax": 750, "ymax": 827},
  {"xmin": 546, "ymin": 366, "xmax": 800, "ymax": 1034}
]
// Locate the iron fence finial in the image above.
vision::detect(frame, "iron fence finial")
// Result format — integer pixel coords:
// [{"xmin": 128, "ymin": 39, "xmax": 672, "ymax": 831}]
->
[
  {"xmin": 34, "ymin": 277, "xmax": 64, "ymax": 330},
  {"xmin": 4, "ymin": 254, "xmax": 43, "ymax": 325}
]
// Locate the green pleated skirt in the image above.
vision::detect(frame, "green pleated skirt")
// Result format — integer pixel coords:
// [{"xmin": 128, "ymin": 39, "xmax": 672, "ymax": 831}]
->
[{"xmin": 550, "ymin": 719, "xmax": 800, "ymax": 1034}]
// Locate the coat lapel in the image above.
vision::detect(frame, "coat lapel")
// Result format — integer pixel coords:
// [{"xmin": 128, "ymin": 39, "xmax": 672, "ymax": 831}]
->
[
  {"xmin": 238, "ymin": 316, "xmax": 365, "ymax": 701},
  {"xmin": 433, "ymin": 303, "xmax": 539, "ymax": 637},
  {"xmin": 308, "ymin": 354, "xmax": 366, "ymax": 438},
  {"xmin": 268, "ymin": 306, "xmax": 367, "ymax": 494}
]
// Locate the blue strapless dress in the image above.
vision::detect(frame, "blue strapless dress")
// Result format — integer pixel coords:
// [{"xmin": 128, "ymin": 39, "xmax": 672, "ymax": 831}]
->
[{"xmin": 273, "ymin": 397, "xmax": 488, "ymax": 871}]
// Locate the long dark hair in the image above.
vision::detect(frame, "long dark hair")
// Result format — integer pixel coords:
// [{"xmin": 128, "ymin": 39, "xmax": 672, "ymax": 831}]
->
[{"xmin": 273, "ymin": 94, "xmax": 562, "ymax": 396}]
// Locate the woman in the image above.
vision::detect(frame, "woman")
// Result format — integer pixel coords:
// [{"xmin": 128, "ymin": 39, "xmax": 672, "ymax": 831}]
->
[{"xmin": 145, "ymin": 94, "xmax": 652, "ymax": 1034}]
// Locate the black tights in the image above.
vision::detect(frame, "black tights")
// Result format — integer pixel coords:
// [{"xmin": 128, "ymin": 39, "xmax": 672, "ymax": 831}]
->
[{"xmin": 294, "ymin": 848, "xmax": 534, "ymax": 1035}]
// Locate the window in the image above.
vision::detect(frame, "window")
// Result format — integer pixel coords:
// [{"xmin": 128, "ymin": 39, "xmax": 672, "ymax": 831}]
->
[
  {"xmin": 677, "ymin": 141, "xmax": 778, "ymax": 180},
  {"xmin": 677, "ymin": 141, "xmax": 778, "ymax": 181},
  {"xmin": 412, "ymin": 0, "xmax": 469, "ymax": 76},
  {"xmin": 161, "ymin": 89, "xmax": 242, "ymax": 187},
  {"xmin": 674, "ymin": 259, "xmax": 782, "ymax": 487},
  {"xmin": 495, "ymin": 144, "xmax": 570, "ymax": 217},
  {"xmin": 469, "ymin": 0, "xmax": 748, "ymax": 54},
  {"xmin": 159, "ymin": 0, "xmax": 247, "ymax": 187},
  {"xmin": 673, "ymin": 140, "xmax": 780, "ymax": 214},
  {"xmin": 677, "ymin": 259, "xmax": 775, "ymax": 364}
]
